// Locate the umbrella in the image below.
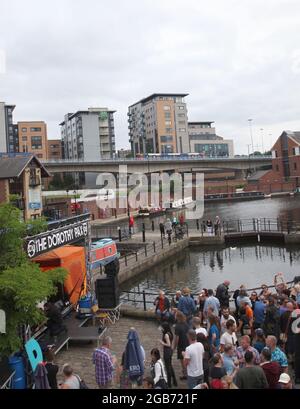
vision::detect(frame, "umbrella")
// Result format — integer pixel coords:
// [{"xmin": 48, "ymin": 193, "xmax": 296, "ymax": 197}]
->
[
  {"xmin": 124, "ymin": 329, "xmax": 144, "ymax": 380},
  {"xmin": 34, "ymin": 363, "xmax": 50, "ymax": 389}
]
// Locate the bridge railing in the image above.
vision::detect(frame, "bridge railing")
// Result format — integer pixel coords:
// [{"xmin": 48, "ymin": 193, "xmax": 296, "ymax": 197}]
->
[{"xmin": 42, "ymin": 155, "xmax": 272, "ymax": 164}]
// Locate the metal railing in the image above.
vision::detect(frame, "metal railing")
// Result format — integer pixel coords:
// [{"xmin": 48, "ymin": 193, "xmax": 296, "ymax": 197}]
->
[
  {"xmin": 91, "ymin": 217, "xmax": 300, "ymax": 241},
  {"xmin": 120, "ymin": 280, "xmax": 295, "ymax": 311}
]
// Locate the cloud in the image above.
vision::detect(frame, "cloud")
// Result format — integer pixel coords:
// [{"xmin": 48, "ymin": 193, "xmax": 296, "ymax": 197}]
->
[{"xmin": 0, "ymin": 0, "xmax": 300, "ymax": 153}]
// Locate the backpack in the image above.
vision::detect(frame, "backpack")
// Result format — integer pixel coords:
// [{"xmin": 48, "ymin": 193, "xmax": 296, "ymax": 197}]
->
[{"xmin": 74, "ymin": 374, "xmax": 89, "ymax": 389}]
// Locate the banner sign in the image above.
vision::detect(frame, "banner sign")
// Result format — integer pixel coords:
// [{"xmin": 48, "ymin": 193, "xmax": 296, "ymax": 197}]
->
[{"xmin": 25, "ymin": 220, "xmax": 88, "ymax": 259}]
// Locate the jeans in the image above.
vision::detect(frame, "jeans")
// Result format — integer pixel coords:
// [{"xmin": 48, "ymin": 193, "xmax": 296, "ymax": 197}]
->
[
  {"xmin": 164, "ymin": 354, "xmax": 177, "ymax": 388},
  {"xmin": 187, "ymin": 374, "xmax": 204, "ymax": 389},
  {"xmin": 156, "ymin": 310, "xmax": 170, "ymax": 321}
]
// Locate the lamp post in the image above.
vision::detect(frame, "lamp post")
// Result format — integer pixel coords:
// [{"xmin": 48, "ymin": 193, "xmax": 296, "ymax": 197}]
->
[
  {"xmin": 260, "ymin": 128, "xmax": 264, "ymax": 154},
  {"xmin": 73, "ymin": 189, "xmax": 77, "ymax": 215},
  {"xmin": 66, "ymin": 189, "xmax": 69, "ymax": 217},
  {"xmin": 248, "ymin": 119, "xmax": 254, "ymax": 154}
]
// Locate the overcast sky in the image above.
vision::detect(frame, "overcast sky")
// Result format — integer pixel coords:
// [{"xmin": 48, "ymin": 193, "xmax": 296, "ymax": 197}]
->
[{"xmin": 1, "ymin": 0, "xmax": 300, "ymax": 154}]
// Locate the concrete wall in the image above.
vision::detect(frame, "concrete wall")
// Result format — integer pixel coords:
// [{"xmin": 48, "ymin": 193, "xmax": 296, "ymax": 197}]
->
[
  {"xmin": 118, "ymin": 238, "xmax": 189, "ymax": 284},
  {"xmin": 82, "ymin": 114, "xmax": 101, "ymax": 161},
  {"xmin": 0, "ymin": 102, "xmax": 7, "ymax": 152}
]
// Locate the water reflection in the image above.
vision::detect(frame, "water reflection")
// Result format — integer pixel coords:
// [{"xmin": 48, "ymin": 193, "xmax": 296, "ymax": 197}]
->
[{"xmin": 121, "ymin": 244, "xmax": 300, "ymax": 299}]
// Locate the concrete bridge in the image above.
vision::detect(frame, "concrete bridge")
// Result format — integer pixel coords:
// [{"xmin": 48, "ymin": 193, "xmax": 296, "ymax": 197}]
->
[{"xmin": 42, "ymin": 156, "xmax": 272, "ymax": 174}]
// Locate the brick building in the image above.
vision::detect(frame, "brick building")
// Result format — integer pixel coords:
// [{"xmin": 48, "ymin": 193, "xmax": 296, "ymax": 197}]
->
[
  {"xmin": 0, "ymin": 153, "xmax": 50, "ymax": 220},
  {"xmin": 245, "ymin": 131, "xmax": 300, "ymax": 193}
]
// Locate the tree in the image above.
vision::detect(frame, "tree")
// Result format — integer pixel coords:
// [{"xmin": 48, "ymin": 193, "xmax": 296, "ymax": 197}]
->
[{"xmin": 0, "ymin": 202, "xmax": 67, "ymax": 357}]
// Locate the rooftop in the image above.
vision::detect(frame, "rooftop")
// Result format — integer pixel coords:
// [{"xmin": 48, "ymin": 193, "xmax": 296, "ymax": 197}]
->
[
  {"xmin": 0, "ymin": 153, "xmax": 50, "ymax": 179},
  {"xmin": 129, "ymin": 93, "xmax": 189, "ymax": 107}
]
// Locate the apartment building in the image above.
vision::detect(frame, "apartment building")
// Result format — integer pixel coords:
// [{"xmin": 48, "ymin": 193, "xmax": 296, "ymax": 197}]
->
[
  {"xmin": 47, "ymin": 139, "xmax": 62, "ymax": 160},
  {"xmin": 0, "ymin": 102, "xmax": 17, "ymax": 153},
  {"xmin": 128, "ymin": 93, "xmax": 189, "ymax": 155},
  {"xmin": 60, "ymin": 107, "xmax": 116, "ymax": 161},
  {"xmin": 188, "ymin": 121, "xmax": 234, "ymax": 157},
  {"xmin": 18, "ymin": 121, "xmax": 48, "ymax": 160}
]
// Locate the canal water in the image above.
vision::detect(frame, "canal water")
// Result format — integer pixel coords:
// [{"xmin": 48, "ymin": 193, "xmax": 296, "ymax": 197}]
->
[
  {"xmin": 120, "ymin": 243, "xmax": 300, "ymax": 301},
  {"xmin": 120, "ymin": 197, "xmax": 300, "ymax": 302}
]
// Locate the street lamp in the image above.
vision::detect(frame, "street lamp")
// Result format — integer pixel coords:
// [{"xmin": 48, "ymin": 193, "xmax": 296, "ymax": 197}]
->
[
  {"xmin": 260, "ymin": 128, "xmax": 264, "ymax": 154},
  {"xmin": 248, "ymin": 119, "xmax": 254, "ymax": 154},
  {"xmin": 73, "ymin": 189, "xmax": 77, "ymax": 215}
]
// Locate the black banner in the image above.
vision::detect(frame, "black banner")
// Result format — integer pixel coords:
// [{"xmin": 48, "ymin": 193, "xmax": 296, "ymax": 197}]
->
[{"xmin": 25, "ymin": 220, "xmax": 89, "ymax": 258}]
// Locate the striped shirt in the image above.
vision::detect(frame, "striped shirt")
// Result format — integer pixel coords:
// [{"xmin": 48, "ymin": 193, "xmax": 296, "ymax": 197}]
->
[{"xmin": 93, "ymin": 347, "xmax": 114, "ymax": 386}]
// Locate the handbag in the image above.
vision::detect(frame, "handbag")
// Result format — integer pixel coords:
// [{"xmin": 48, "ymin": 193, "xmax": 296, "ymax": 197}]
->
[{"xmin": 154, "ymin": 362, "xmax": 168, "ymax": 389}]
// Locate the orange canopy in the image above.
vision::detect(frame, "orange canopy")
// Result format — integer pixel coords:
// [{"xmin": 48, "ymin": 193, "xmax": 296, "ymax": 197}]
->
[{"xmin": 33, "ymin": 245, "xmax": 87, "ymax": 305}]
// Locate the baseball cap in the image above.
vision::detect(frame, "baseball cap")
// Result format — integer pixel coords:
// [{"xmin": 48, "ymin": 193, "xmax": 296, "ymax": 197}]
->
[
  {"xmin": 255, "ymin": 328, "xmax": 264, "ymax": 337},
  {"xmin": 278, "ymin": 373, "xmax": 291, "ymax": 384}
]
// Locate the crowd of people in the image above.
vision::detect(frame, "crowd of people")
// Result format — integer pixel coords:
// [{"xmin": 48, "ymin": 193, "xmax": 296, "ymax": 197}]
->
[{"xmin": 38, "ymin": 273, "xmax": 300, "ymax": 390}]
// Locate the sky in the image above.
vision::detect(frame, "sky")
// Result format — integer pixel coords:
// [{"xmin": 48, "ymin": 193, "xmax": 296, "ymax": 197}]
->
[{"xmin": 1, "ymin": 0, "xmax": 300, "ymax": 154}]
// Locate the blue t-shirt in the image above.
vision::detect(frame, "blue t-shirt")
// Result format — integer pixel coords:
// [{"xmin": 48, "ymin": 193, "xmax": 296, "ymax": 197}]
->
[
  {"xmin": 209, "ymin": 324, "xmax": 220, "ymax": 349},
  {"xmin": 222, "ymin": 353, "xmax": 236, "ymax": 375},
  {"xmin": 254, "ymin": 301, "xmax": 265, "ymax": 324},
  {"xmin": 253, "ymin": 340, "xmax": 265, "ymax": 353}
]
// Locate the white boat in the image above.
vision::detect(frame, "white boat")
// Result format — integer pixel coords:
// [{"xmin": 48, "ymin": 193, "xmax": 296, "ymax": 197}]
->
[{"xmin": 165, "ymin": 197, "xmax": 195, "ymax": 210}]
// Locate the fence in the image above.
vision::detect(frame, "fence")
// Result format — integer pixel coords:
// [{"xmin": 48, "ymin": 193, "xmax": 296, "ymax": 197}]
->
[
  {"xmin": 91, "ymin": 217, "xmax": 300, "ymax": 241},
  {"xmin": 120, "ymin": 281, "xmax": 295, "ymax": 311}
]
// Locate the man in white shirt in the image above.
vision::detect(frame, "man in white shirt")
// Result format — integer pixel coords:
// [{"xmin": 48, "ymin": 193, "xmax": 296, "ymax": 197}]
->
[
  {"xmin": 183, "ymin": 329, "xmax": 204, "ymax": 389},
  {"xmin": 220, "ymin": 307, "xmax": 236, "ymax": 334},
  {"xmin": 220, "ymin": 319, "xmax": 238, "ymax": 352},
  {"xmin": 192, "ymin": 317, "xmax": 208, "ymax": 337}
]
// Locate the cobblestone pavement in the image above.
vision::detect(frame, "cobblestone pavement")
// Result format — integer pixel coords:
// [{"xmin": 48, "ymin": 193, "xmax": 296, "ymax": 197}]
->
[{"xmin": 55, "ymin": 316, "xmax": 187, "ymax": 389}]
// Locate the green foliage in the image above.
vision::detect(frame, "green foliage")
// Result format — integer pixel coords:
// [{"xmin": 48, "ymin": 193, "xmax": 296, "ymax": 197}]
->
[
  {"xmin": 0, "ymin": 202, "xmax": 67, "ymax": 356},
  {"xmin": 26, "ymin": 216, "xmax": 48, "ymax": 236}
]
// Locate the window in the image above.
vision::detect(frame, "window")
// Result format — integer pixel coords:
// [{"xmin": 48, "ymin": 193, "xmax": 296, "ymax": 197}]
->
[
  {"xmin": 30, "ymin": 127, "xmax": 42, "ymax": 132},
  {"xmin": 163, "ymin": 106, "xmax": 171, "ymax": 111},
  {"xmin": 178, "ymin": 121, "xmax": 186, "ymax": 125},
  {"xmin": 275, "ymin": 150, "xmax": 278, "ymax": 158},
  {"xmin": 292, "ymin": 148, "xmax": 296, "ymax": 155},
  {"xmin": 178, "ymin": 106, "xmax": 185, "ymax": 110},
  {"xmin": 179, "ymin": 128, "xmax": 186, "ymax": 132},
  {"xmin": 164, "ymin": 112, "xmax": 171, "ymax": 119},
  {"xmin": 178, "ymin": 113, "xmax": 185, "ymax": 117},
  {"xmin": 22, "ymin": 136, "xmax": 27, "ymax": 141},
  {"xmin": 294, "ymin": 162, "xmax": 297, "ymax": 170},
  {"xmin": 161, "ymin": 135, "xmax": 173, "ymax": 142},
  {"xmin": 165, "ymin": 128, "xmax": 173, "ymax": 133},
  {"xmin": 31, "ymin": 136, "xmax": 42, "ymax": 142},
  {"xmin": 165, "ymin": 120, "xmax": 171, "ymax": 126}
]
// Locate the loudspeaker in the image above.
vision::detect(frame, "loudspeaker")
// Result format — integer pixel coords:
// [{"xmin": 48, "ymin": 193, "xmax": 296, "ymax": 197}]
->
[
  {"xmin": 104, "ymin": 258, "xmax": 120, "ymax": 277},
  {"xmin": 95, "ymin": 277, "xmax": 119, "ymax": 308}
]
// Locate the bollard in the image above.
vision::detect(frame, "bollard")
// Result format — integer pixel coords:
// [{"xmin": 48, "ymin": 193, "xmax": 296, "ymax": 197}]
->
[
  {"xmin": 142, "ymin": 290, "xmax": 146, "ymax": 311},
  {"xmin": 144, "ymin": 245, "xmax": 147, "ymax": 257},
  {"xmin": 125, "ymin": 254, "xmax": 127, "ymax": 266},
  {"xmin": 151, "ymin": 220, "xmax": 154, "ymax": 231},
  {"xmin": 196, "ymin": 220, "xmax": 199, "ymax": 230},
  {"xmin": 153, "ymin": 241, "xmax": 156, "ymax": 253},
  {"xmin": 161, "ymin": 236, "xmax": 164, "ymax": 249},
  {"xmin": 118, "ymin": 227, "xmax": 121, "ymax": 242},
  {"xmin": 142, "ymin": 223, "xmax": 146, "ymax": 242},
  {"xmin": 135, "ymin": 252, "xmax": 138, "ymax": 262}
]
